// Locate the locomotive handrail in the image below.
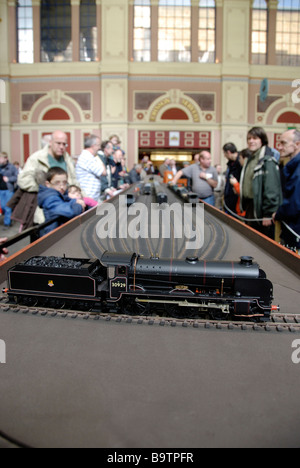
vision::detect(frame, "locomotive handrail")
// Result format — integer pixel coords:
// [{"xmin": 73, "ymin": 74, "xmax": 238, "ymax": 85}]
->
[{"xmin": 0, "ymin": 216, "xmax": 62, "ymax": 250}]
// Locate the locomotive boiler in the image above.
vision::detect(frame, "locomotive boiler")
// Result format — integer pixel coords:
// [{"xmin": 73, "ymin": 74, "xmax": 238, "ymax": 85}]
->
[{"xmin": 4, "ymin": 251, "xmax": 279, "ymax": 321}]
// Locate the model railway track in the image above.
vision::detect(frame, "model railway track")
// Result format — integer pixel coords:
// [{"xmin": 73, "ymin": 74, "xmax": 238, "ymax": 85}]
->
[
  {"xmin": 0, "ymin": 297, "xmax": 299, "ymax": 333},
  {"xmin": 81, "ymin": 183, "xmax": 229, "ymax": 261}
]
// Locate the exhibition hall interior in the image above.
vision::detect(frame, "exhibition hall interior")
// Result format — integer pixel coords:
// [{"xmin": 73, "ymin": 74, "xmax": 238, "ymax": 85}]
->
[{"xmin": 0, "ymin": 0, "xmax": 300, "ymax": 450}]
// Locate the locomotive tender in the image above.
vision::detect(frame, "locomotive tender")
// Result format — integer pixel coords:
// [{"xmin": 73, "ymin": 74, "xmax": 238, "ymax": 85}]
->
[{"xmin": 5, "ymin": 252, "xmax": 278, "ymax": 320}]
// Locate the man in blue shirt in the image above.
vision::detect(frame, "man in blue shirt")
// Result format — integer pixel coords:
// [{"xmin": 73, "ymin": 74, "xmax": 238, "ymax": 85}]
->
[{"xmin": 274, "ymin": 129, "xmax": 300, "ymax": 250}]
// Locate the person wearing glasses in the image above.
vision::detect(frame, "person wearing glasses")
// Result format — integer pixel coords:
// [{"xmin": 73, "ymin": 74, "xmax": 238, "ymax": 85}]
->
[
  {"xmin": 38, "ymin": 167, "xmax": 85, "ymax": 237},
  {"xmin": 11, "ymin": 131, "xmax": 80, "ymax": 229}
]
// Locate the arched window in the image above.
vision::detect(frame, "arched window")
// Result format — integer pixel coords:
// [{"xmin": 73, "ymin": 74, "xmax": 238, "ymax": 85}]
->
[
  {"xmin": 251, "ymin": 0, "xmax": 268, "ymax": 65},
  {"xmin": 42, "ymin": 108, "xmax": 71, "ymax": 121},
  {"xmin": 161, "ymin": 108, "xmax": 189, "ymax": 120},
  {"xmin": 133, "ymin": 0, "xmax": 151, "ymax": 62},
  {"xmin": 198, "ymin": 0, "xmax": 216, "ymax": 63},
  {"xmin": 41, "ymin": 0, "xmax": 72, "ymax": 62},
  {"xmin": 277, "ymin": 111, "xmax": 300, "ymax": 124},
  {"xmin": 158, "ymin": 0, "xmax": 191, "ymax": 63},
  {"xmin": 276, "ymin": 0, "xmax": 300, "ymax": 66},
  {"xmin": 80, "ymin": 0, "xmax": 98, "ymax": 62},
  {"xmin": 17, "ymin": 0, "xmax": 34, "ymax": 64}
]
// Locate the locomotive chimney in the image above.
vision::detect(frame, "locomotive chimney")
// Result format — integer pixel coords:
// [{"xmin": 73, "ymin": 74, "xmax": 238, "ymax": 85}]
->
[{"xmin": 240, "ymin": 256, "xmax": 254, "ymax": 266}]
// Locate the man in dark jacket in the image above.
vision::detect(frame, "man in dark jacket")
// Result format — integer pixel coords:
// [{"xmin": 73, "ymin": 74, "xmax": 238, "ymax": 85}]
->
[
  {"xmin": 97, "ymin": 140, "xmax": 115, "ymax": 195},
  {"xmin": 0, "ymin": 152, "xmax": 18, "ymax": 228},
  {"xmin": 223, "ymin": 143, "xmax": 242, "ymax": 214},
  {"xmin": 274, "ymin": 129, "xmax": 300, "ymax": 250},
  {"xmin": 240, "ymin": 127, "xmax": 282, "ymax": 239}
]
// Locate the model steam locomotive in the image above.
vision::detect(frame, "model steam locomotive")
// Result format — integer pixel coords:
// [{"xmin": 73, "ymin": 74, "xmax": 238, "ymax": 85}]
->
[{"xmin": 4, "ymin": 251, "xmax": 278, "ymax": 321}]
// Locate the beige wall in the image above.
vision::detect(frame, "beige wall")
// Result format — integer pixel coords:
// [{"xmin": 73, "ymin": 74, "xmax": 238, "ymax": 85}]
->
[{"xmin": 0, "ymin": 0, "xmax": 300, "ymax": 169}]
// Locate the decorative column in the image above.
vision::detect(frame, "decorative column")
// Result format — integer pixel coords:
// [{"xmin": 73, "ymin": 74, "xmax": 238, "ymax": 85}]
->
[
  {"xmin": 0, "ymin": 0, "xmax": 12, "ymax": 155},
  {"xmin": 7, "ymin": 0, "xmax": 17, "ymax": 63},
  {"xmin": 267, "ymin": 0, "xmax": 278, "ymax": 65},
  {"xmin": 215, "ymin": 0, "xmax": 223, "ymax": 63},
  {"xmin": 221, "ymin": 0, "xmax": 251, "ymax": 150},
  {"xmin": 128, "ymin": 0, "xmax": 134, "ymax": 61},
  {"xmin": 96, "ymin": 0, "xmax": 102, "ymax": 61},
  {"xmin": 151, "ymin": 0, "xmax": 159, "ymax": 62},
  {"xmin": 32, "ymin": 0, "xmax": 41, "ymax": 63},
  {"xmin": 222, "ymin": 0, "xmax": 251, "ymax": 68},
  {"xmin": 191, "ymin": 0, "xmax": 199, "ymax": 62},
  {"xmin": 100, "ymin": 0, "xmax": 129, "ymax": 155},
  {"xmin": 71, "ymin": 0, "xmax": 80, "ymax": 62}
]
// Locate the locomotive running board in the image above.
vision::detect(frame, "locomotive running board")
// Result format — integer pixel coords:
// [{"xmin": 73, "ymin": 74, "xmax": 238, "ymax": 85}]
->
[{"xmin": 135, "ymin": 298, "xmax": 230, "ymax": 314}]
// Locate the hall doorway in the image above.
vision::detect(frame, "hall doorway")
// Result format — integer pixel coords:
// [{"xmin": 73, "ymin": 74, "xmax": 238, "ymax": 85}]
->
[{"xmin": 138, "ymin": 130, "xmax": 211, "ymax": 170}]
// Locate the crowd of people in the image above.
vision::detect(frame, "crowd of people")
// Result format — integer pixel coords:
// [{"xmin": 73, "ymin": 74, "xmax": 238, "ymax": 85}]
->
[
  {"xmin": 166, "ymin": 126, "xmax": 300, "ymax": 251},
  {"xmin": 222, "ymin": 127, "xmax": 300, "ymax": 251},
  {"xmin": 0, "ymin": 125, "xmax": 299, "ymax": 262},
  {"xmin": 1, "ymin": 132, "xmax": 134, "ymax": 235},
  {"xmin": 0, "ymin": 131, "xmax": 157, "ymax": 252}
]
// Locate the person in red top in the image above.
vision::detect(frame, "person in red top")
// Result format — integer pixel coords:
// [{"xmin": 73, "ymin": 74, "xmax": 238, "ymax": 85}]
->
[{"xmin": 229, "ymin": 176, "xmax": 246, "ymax": 218}]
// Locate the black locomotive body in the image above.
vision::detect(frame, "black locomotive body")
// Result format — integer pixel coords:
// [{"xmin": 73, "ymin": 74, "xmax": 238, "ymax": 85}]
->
[
  {"xmin": 6, "ymin": 257, "xmax": 105, "ymax": 310},
  {"xmin": 5, "ymin": 252, "xmax": 278, "ymax": 320}
]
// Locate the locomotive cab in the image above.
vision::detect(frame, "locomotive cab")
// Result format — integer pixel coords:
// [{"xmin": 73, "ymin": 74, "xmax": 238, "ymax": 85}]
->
[{"xmin": 100, "ymin": 252, "xmax": 135, "ymax": 300}]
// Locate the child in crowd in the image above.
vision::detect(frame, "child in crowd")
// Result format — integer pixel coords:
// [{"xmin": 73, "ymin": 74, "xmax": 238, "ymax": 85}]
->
[
  {"xmin": 38, "ymin": 167, "xmax": 85, "ymax": 237},
  {"xmin": 229, "ymin": 176, "xmax": 246, "ymax": 218},
  {"xmin": 68, "ymin": 185, "xmax": 98, "ymax": 209}
]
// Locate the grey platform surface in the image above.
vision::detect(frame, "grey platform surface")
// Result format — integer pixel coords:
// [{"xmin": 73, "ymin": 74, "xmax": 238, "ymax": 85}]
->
[
  {"xmin": 1, "ymin": 310, "xmax": 300, "ymax": 448},
  {"xmin": 0, "ymin": 185, "xmax": 299, "ymax": 448}
]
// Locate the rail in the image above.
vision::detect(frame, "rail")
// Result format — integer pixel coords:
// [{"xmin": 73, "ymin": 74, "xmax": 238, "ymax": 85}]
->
[{"xmin": 0, "ymin": 298, "xmax": 299, "ymax": 334}]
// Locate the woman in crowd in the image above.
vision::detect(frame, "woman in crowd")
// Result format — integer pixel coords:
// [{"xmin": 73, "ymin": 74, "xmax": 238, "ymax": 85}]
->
[{"xmin": 240, "ymin": 127, "xmax": 282, "ymax": 239}]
